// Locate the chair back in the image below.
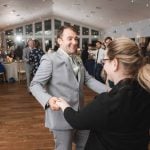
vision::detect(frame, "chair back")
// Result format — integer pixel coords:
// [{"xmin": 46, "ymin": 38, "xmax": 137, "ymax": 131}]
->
[{"xmin": 17, "ymin": 61, "xmax": 26, "ymax": 83}]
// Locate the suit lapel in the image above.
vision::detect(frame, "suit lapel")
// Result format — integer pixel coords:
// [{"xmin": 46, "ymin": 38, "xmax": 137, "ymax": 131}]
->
[{"xmin": 56, "ymin": 49, "xmax": 79, "ymax": 85}]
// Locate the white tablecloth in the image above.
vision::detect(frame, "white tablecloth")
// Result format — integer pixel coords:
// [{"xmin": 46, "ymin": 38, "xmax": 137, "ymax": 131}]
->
[{"xmin": 3, "ymin": 62, "xmax": 18, "ymax": 81}]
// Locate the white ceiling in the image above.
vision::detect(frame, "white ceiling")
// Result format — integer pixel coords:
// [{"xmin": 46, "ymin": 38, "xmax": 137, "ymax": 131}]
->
[{"xmin": 0, "ymin": 0, "xmax": 150, "ymax": 30}]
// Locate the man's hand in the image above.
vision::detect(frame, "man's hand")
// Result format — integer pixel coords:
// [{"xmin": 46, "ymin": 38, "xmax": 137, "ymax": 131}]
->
[
  {"xmin": 49, "ymin": 97, "xmax": 60, "ymax": 111},
  {"xmin": 56, "ymin": 98, "xmax": 70, "ymax": 112}
]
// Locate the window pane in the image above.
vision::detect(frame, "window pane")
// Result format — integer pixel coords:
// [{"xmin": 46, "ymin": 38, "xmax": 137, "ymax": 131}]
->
[
  {"xmin": 25, "ymin": 24, "xmax": 33, "ymax": 35},
  {"xmin": 74, "ymin": 25, "xmax": 80, "ymax": 35},
  {"xmin": 91, "ymin": 29, "xmax": 99, "ymax": 36},
  {"xmin": 44, "ymin": 19, "xmax": 51, "ymax": 36},
  {"xmin": 5, "ymin": 30, "xmax": 14, "ymax": 49},
  {"xmin": 16, "ymin": 27, "xmax": 23, "ymax": 35},
  {"xmin": 54, "ymin": 19, "xmax": 61, "ymax": 35},
  {"xmin": 82, "ymin": 27, "xmax": 89, "ymax": 35},
  {"xmin": 35, "ymin": 22, "xmax": 42, "ymax": 35},
  {"xmin": 5, "ymin": 29, "xmax": 13, "ymax": 36}
]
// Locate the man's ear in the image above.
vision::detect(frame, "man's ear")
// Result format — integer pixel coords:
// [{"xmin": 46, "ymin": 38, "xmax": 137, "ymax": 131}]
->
[
  {"xmin": 113, "ymin": 58, "xmax": 119, "ymax": 72},
  {"xmin": 57, "ymin": 38, "xmax": 62, "ymax": 45}
]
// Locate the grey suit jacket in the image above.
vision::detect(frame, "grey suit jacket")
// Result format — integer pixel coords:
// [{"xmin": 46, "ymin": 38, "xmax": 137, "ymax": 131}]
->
[{"xmin": 30, "ymin": 48, "xmax": 108, "ymax": 130}]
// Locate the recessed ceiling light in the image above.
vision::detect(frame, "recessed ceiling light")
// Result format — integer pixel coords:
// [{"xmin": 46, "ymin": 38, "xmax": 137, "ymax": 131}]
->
[
  {"xmin": 3, "ymin": 4, "xmax": 9, "ymax": 7},
  {"xmin": 96, "ymin": 6, "xmax": 101, "ymax": 10},
  {"xmin": 72, "ymin": 3, "xmax": 80, "ymax": 6},
  {"xmin": 90, "ymin": 11, "xmax": 95, "ymax": 14}
]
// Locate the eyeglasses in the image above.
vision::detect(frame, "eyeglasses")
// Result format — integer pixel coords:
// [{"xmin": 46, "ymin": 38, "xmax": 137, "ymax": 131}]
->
[{"xmin": 102, "ymin": 58, "xmax": 110, "ymax": 65}]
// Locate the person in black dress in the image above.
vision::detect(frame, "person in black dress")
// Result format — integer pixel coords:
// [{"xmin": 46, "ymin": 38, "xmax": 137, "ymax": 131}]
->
[{"xmin": 56, "ymin": 37, "xmax": 150, "ymax": 150}]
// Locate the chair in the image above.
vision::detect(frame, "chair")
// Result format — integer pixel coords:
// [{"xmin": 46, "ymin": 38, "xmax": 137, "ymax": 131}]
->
[
  {"xmin": 0, "ymin": 72, "xmax": 5, "ymax": 82},
  {"xmin": 17, "ymin": 61, "xmax": 26, "ymax": 83}
]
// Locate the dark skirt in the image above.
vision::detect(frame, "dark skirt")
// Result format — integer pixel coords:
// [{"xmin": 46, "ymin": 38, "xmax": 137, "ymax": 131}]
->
[{"xmin": 0, "ymin": 63, "xmax": 5, "ymax": 72}]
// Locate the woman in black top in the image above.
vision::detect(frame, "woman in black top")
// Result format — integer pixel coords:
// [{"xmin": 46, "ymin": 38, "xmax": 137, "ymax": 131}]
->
[{"xmin": 56, "ymin": 37, "xmax": 150, "ymax": 150}]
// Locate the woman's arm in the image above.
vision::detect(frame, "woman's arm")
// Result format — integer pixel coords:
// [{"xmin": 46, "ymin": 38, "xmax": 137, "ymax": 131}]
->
[{"xmin": 56, "ymin": 94, "xmax": 109, "ymax": 130}]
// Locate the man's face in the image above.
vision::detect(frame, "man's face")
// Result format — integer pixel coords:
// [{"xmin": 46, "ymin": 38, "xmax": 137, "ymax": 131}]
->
[
  {"xmin": 105, "ymin": 39, "xmax": 112, "ymax": 47},
  {"xmin": 28, "ymin": 40, "xmax": 34, "ymax": 49},
  {"xmin": 58, "ymin": 28, "xmax": 78, "ymax": 55},
  {"xmin": 96, "ymin": 42, "xmax": 101, "ymax": 49}
]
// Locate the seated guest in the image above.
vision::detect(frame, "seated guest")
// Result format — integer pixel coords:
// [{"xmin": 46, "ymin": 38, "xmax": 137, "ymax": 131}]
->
[
  {"xmin": 56, "ymin": 37, "xmax": 150, "ymax": 150},
  {"xmin": 0, "ymin": 63, "xmax": 7, "ymax": 82}
]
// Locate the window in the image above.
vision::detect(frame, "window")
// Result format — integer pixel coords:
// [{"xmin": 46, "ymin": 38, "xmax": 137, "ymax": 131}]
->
[
  {"xmin": 74, "ymin": 25, "xmax": 80, "ymax": 35},
  {"xmin": 54, "ymin": 19, "xmax": 61, "ymax": 35},
  {"xmin": 82, "ymin": 27, "xmax": 89, "ymax": 35},
  {"xmin": 44, "ymin": 19, "xmax": 51, "ymax": 35},
  {"xmin": 5, "ymin": 29, "xmax": 14, "ymax": 48},
  {"xmin": 25, "ymin": 24, "xmax": 33, "ymax": 35},
  {"xmin": 35, "ymin": 22, "xmax": 42, "ymax": 35},
  {"xmin": 91, "ymin": 29, "xmax": 99, "ymax": 36},
  {"xmin": 16, "ymin": 27, "xmax": 23, "ymax": 35},
  {"xmin": 5, "ymin": 29, "xmax": 13, "ymax": 36}
]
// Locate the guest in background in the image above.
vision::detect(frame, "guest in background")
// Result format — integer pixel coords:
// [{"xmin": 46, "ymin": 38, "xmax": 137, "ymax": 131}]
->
[
  {"xmin": 86, "ymin": 43, "xmax": 96, "ymax": 76},
  {"xmin": 145, "ymin": 41, "xmax": 150, "ymax": 57},
  {"xmin": 94, "ymin": 40, "xmax": 105, "ymax": 83},
  {"xmin": 0, "ymin": 50, "xmax": 5, "ymax": 62},
  {"xmin": 104, "ymin": 36, "xmax": 114, "ymax": 88},
  {"xmin": 81, "ymin": 43, "xmax": 89, "ymax": 69},
  {"xmin": 56, "ymin": 37, "xmax": 150, "ymax": 150},
  {"xmin": 14, "ymin": 45, "xmax": 23, "ymax": 60},
  {"xmin": 104, "ymin": 36, "xmax": 112, "ymax": 47},
  {"xmin": 22, "ymin": 39, "xmax": 34, "ymax": 92},
  {"xmin": 0, "ymin": 62, "xmax": 7, "ymax": 82},
  {"xmin": 29, "ymin": 39, "xmax": 44, "ymax": 77}
]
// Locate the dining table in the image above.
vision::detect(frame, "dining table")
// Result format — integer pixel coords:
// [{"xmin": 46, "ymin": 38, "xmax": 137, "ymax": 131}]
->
[{"xmin": 3, "ymin": 61, "xmax": 18, "ymax": 81}]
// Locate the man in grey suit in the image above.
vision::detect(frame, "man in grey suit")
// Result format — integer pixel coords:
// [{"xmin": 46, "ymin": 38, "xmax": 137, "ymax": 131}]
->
[
  {"xmin": 30, "ymin": 25, "xmax": 108, "ymax": 150},
  {"xmin": 22, "ymin": 39, "xmax": 34, "ymax": 92}
]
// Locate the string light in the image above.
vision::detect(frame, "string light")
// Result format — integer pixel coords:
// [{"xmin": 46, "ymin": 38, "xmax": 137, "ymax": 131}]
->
[
  {"xmin": 146, "ymin": 0, "xmax": 149, "ymax": 7},
  {"xmin": 131, "ymin": 0, "xmax": 134, "ymax": 4}
]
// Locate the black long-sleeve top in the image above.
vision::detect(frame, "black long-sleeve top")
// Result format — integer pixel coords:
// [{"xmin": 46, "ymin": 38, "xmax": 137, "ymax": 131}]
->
[{"xmin": 64, "ymin": 79, "xmax": 150, "ymax": 150}]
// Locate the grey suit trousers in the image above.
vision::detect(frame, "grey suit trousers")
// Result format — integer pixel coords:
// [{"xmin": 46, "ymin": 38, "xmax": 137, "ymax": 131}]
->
[{"xmin": 52, "ymin": 129, "xmax": 89, "ymax": 150}]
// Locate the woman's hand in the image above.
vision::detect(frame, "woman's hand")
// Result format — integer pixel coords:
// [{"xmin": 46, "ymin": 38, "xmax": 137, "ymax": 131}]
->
[
  {"xmin": 56, "ymin": 98, "xmax": 70, "ymax": 112},
  {"xmin": 49, "ymin": 97, "xmax": 60, "ymax": 111}
]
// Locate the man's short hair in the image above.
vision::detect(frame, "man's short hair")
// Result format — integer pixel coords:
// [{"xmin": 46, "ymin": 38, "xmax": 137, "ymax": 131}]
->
[
  {"xmin": 96, "ymin": 41, "xmax": 102, "ymax": 45},
  {"xmin": 104, "ymin": 37, "xmax": 112, "ymax": 43},
  {"xmin": 57, "ymin": 25, "xmax": 78, "ymax": 39}
]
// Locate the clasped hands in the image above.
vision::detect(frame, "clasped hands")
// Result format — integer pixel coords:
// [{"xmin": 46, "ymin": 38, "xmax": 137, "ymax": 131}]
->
[{"xmin": 48, "ymin": 97, "xmax": 70, "ymax": 111}]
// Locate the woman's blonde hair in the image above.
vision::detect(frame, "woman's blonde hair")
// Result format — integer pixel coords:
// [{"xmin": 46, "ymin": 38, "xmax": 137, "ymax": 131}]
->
[{"xmin": 107, "ymin": 37, "xmax": 150, "ymax": 92}]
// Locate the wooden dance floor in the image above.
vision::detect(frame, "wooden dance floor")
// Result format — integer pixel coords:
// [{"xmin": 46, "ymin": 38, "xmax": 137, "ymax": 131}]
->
[
  {"xmin": 0, "ymin": 82, "xmax": 97, "ymax": 150},
  {"xmin": 0, "ymin": 82, "xmax": 149, "ymax": 150}
]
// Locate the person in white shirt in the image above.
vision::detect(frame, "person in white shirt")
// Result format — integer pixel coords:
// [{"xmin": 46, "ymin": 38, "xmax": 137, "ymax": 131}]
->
[
  {"xmin": 22, "ymin": 39, "xmax": 34, "ymax": 92},
  {"xmin": 95, "ymin": 41, "xmax": 105, "ymax": 82}
]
